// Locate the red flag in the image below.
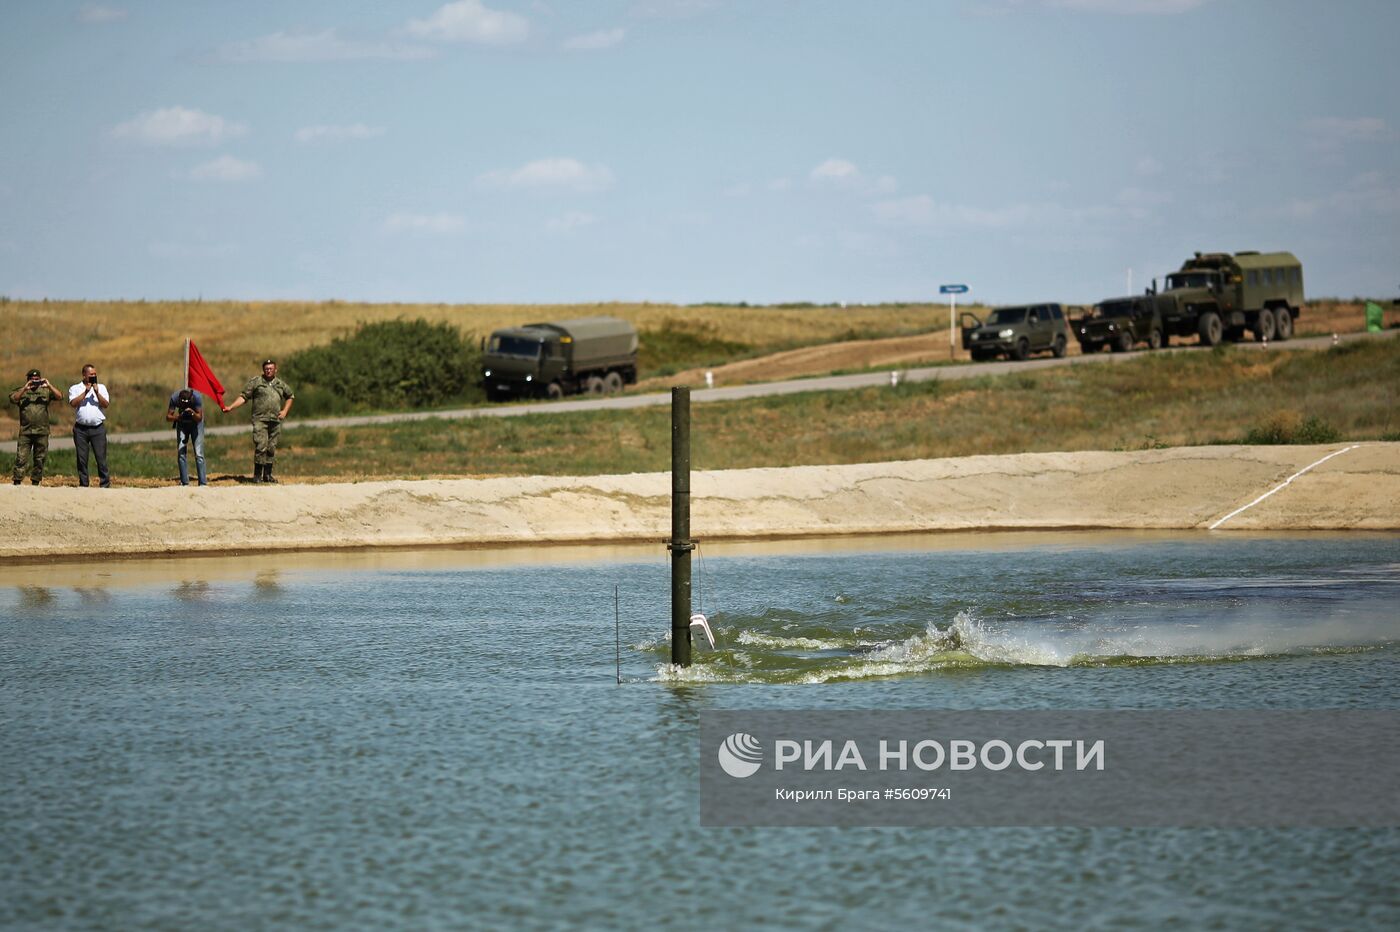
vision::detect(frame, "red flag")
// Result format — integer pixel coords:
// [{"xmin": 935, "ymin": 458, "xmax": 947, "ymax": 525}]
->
[{"xmin": 187, "ymin": 340, "xmax": 226, "ymax": 408}]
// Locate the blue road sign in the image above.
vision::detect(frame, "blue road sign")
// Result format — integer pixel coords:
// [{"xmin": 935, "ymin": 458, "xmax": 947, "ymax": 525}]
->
[{"xmin": 939, "ymin": 284, "xmax": 969, "ymax": 295}]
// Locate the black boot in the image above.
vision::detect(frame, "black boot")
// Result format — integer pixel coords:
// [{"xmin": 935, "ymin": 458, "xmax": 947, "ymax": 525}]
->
[
  {"xmin": 254, "ymin": 463, "xmax": 266, "ymax": 483},
  {"xmin": 264, "ymin": 464, "xmax": 278, "ymax": 484}
]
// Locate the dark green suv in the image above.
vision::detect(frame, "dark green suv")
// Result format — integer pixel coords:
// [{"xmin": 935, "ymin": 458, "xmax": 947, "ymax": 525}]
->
[{"xmin": 962, "ymin": 303, "xmax": 1071, "ymax": 361}]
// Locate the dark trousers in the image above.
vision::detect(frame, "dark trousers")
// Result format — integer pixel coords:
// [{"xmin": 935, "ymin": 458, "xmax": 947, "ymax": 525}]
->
[{"xmin": 73, "ymin": 423, "xmax": 110, "ymax": 488}]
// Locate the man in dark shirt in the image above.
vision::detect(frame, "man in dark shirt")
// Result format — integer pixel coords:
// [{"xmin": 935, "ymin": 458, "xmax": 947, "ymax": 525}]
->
[{"xmin": 166, "ymin": 387, "xmax": 207, "ymax": 486}]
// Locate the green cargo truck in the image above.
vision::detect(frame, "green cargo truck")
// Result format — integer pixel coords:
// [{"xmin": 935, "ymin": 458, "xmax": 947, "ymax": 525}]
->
[
  {"xmin": 1158, "ymin": 251, "xmax": 1304, "ymax": 346},
  {"xmin": 481, "ymin": 316, "xmax": 639, "ymax": 401}
]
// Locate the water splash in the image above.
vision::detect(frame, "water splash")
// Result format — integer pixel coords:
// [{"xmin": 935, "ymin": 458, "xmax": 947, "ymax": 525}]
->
[{"xmin": 647, "ymin": 605, "xmax": 1397, "ymax": 685}]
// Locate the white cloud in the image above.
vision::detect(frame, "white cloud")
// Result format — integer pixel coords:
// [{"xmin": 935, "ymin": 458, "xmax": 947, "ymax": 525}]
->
[
  {"xmin": 1047, "ymin": 0, "xmax": 1209, "ymax": 12},
  {"xmin": 476, "ymin": 158, "xmax": 614, "ymax": 193},
  {"xmin": 630, "ymin": 0, "xmax": 719, "ymax": 19},
  {"xmin": 404, "ymin": 1, "xmax": 529, "ymax": 45},
  {"xmin": 1303, "ymin": 116, "xmax": 1390, "ymax": 148},
  {"xmin": 983, "ymin": 0, "xmax": 1210, "ymax": 12},
  {"xmin": 767, "ymin": 177, "xmax": 793, "ymax": 192},
  {"xmin": 810, "ymin": 158, "xmax": 861, "ymax": 183},
  {"xmin": 873, "ymin": 194, "xmax": 1118, "ymax": 230},
  {"xmin": 189, "ymin": 156, "xmax": 262, "ymax": 182},
  {"xmin": 562, "ymin": 28, "xmax": 626, "ymax": 50},
  {"xmin": 545, "ymin": 211, "xmax": 597, "ymax": 233},
  {"xmin": 148, "ymin": 241, "xmax": 237, "ymax": 259},
  {"xmin": 294, "ymin": 123, "xmax": 386, "ymax": 143},
  {"xmin": 220, "ymin": 30, "xmax": 433, "ymax": 63},
  {"xmin": 112, "ymin": 107, "xmax": 246, "ymax": 146},
  {"xmin": 809, "ymin": 159, "xmax": 897, "ymax": 194},
  {"xmin": 383, "ymin": 212, "xmax": 467, "ymax": 234},
  {"xmin": 78, "ymin": 4, "xmax": 127, "ymax": 24},
  {"xmin": 1272, "ymin": 172, "xmax": 1400, "ymax": 221},
  {"xmin": 1135, "ymin": 156, "xmax": 1163, "ymax": 176}
]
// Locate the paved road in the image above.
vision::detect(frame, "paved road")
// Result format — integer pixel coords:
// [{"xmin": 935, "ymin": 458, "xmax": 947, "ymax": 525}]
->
[{"xmin": 44, "ymin": 329, "xmax": 1396, "ymax": 451}]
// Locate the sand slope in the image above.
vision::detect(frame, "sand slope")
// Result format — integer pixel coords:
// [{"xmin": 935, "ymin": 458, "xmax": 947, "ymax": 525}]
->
[{"xmin": 2, "ymin": 444, "xmax": 1395, "ymax": 558}]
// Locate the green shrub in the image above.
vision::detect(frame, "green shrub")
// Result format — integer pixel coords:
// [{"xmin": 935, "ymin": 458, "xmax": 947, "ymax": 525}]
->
[
  {"xmin": 282, "ymin": 318, "xmax": 481, "ymax": 413},
  {"xmin": 1243, "ymin": 412, "xmax": 1342, "ymax": 445},
  {"xmin": 637, "ymin": 320, "xmax": 750, "ymax": 376}
]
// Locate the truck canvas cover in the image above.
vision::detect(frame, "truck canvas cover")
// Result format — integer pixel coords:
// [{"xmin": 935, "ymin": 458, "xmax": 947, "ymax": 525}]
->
[{"xmin": 526, "ymin": 317, "xmax": 639, "ymax": 368}]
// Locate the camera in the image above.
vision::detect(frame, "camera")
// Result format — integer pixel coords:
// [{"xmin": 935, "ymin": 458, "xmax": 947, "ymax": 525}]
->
[{"xmin": 86, "ymin": 375, "xmax": 97, "ymax": 385}]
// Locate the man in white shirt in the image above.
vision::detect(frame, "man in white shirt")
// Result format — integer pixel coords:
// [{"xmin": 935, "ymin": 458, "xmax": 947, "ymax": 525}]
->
[{"xmin": 68, "ymin": 363, "xmax": 111, "ymax": 488}]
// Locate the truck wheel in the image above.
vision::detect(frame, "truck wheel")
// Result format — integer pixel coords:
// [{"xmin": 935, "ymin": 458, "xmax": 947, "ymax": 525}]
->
[
  {"xmin": 1112, "ymin": 330, "xmax": 1131, "ymax": 353},
  {"xmin": 1274, "ymin": 308, "xmax": 1293, "ymax": 341},
  {"xmin": 1160, "ymin": 331, "xmax": 1171, "ymax": 348},
  {"xmin": 1148, "ymin": 328, "xmax": 1162, "ymax": 350},
  {"xmin": 585, "ymin": 375, "xmax": 605, "ymax": 396},
  {"xmin": 1198, "ymin": 312, "xmax": 1223, "ymax": 346},
  {"xmin": 603, "ymin": 371, "xmax": 624, "ymax": 394},
  {"xmin": 1254, "ymin": 308, "xmax": 1276, "ymax": 342},
  {"xmin": 970, "ymin": 348, "xmax": 988, "ymax": 362},
  {"xmin": 546, "ymin": 382, "xmax": 564, "ymax": 400},
  {"xmin": 1052, "ymin": 335, "xmax": 1067, "ymax": 358},
  {"xmin": 1012, "ymin": 338, "xmax": 1029, "ymax": 361}
]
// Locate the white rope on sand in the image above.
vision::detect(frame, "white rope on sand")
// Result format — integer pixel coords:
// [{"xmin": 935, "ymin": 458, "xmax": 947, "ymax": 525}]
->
[{"xmin": 1209, "ymin": 444, "xmax": 1361, "ymax": 530}]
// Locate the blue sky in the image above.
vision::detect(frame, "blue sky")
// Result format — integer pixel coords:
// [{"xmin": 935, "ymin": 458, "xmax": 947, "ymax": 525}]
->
[{"xmin": 1, "ymin": 0, "xmax": 1397, "ymax": 305}]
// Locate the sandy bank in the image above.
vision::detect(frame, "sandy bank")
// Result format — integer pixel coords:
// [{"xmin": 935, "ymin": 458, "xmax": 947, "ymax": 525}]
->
[{"xmin": 1, "ymin": 444, "xmax": 1396, "ymax": 559}]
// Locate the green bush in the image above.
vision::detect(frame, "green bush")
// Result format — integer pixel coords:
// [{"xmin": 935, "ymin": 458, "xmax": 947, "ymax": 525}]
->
[
  {"xmin": 637, "ymin": 320, "xmax": 750, "ymax": 376},
  {"xmin": 1243, "ymin": 413, "xmax": 1342, "ymax": 445},
  {"xmin": 282, "ymin": 318, "xmax": 481, "ymax": 413}
]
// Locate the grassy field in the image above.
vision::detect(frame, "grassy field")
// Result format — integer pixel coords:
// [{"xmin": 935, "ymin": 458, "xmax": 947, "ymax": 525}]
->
[
  {"xmin": 0, "ymin": 299, "xmax": 962, "ymax": 434},
  {"xmin": 6, "ymin": 338, "xmax": 1395, "ymax": 486}
]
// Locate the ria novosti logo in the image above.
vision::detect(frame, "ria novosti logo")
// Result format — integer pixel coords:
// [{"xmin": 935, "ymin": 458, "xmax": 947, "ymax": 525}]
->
[{"xmin": 717, "ymin": 733, "xmax": 763, "ymax": 778}]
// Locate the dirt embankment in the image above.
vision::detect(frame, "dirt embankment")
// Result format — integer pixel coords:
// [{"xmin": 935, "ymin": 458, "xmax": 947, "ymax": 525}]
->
[{"xmin": 1, "ymin": 444, "xmax": 1395, "ymax": 560}]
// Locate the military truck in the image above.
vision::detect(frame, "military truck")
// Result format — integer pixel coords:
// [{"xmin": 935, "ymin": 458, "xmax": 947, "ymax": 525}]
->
[
  {"xmin": 1075, "ymin": 295, "xmax": 1164, "ymax": 353},
  {"xmin": 961, "ymin": 303, "xmax": 1071, "ymax": 361},
  {"xmin": 1157, "ymin": 251, "xmax": 1304, "ymax": 346},
  {"xmin": 481, "ymin": 316, "xmax": 638, "ymax": 401}
]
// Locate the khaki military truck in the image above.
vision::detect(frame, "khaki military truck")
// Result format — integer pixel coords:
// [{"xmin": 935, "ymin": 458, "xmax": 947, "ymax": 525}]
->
[
  {"xmin": 961, "ymin": 303, "xmax": 1071, "ymax": 361},
  {"xmin": 481, "ymin": 316, "xmax": 638, "ymax": 401},
  {"xmin": 1158, "ymin": 251, "xmax": 1304, "ymax": 346}
]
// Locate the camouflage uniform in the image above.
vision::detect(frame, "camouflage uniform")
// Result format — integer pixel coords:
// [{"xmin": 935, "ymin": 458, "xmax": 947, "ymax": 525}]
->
[
  {"xmin": 240, "ymin": 375, "xmax": 295, "ymax": 467},
  {"xmin": 11, "ymin": 384, "xmax": 58, "ymax": 485}
]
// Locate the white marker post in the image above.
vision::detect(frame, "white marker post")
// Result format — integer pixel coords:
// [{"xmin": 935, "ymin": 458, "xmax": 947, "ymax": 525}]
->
[{"xmin": 939, "ymin": 284, "xmax": 969, "ymax": 359}]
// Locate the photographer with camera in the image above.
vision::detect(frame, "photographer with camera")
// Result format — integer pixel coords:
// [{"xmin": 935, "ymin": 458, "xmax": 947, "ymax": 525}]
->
[
  {"xmin": 165, "ymin": 386, "xmax": 207, "ymax": 486},
  {"xmin": 9, "ymin": 368, "xmax": 60, "ymax": 486},
  {"xmin": 67, "ymin": 364, "xmax": 111, "ymax": 488}
]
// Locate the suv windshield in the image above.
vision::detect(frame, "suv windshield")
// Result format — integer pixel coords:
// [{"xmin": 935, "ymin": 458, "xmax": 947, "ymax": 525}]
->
[
  {"xmin": 1165, "ymin": 272, "xmax": 1217, "ymax": 290},
  {"xmin": 488, "ymin": 336, "xmax": 542, "ymax": 358},
  {"xmin": 1096, "ymin": 301, "xmax": 1134, "ymax": 318},
  {"xmin": 988, "ymin": 308, "xmax": 1027, "ymax": 325}
]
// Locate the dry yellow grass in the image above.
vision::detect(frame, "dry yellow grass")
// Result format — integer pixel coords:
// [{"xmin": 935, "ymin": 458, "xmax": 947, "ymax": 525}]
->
[
  {"xmin": 0, "ymin": 297, "xmax": 1381, "ymax": 439},
  {"xmin": 0, "ymin": 299, "xmax": 954, "ymax": 395}
]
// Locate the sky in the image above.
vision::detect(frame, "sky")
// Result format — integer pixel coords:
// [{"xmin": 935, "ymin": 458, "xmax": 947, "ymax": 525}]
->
[{"xmin": 1, "ymin": 0, "xmax": 1397, "ymax": 306}]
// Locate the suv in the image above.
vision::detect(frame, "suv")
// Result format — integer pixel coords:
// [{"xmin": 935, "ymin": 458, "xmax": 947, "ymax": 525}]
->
[
  {"xmin": 1076, "ymin": 295, "xmax": 1163, "ymax": 353},
  {"xmin": 962, "ymin": 303, "xmax": 1071, "ymax": 361}
]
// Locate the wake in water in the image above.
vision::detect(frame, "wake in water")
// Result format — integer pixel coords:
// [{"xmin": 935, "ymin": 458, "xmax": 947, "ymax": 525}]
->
[{"xmin": 646, "ymin": 604, "xmax": 1399, "ymax": 685}]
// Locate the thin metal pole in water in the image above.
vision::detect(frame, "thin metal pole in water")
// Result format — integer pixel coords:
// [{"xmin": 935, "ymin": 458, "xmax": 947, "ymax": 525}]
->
[{"xmin": 669, "ymin": 387, "xmax": 693, "ymax": 667}]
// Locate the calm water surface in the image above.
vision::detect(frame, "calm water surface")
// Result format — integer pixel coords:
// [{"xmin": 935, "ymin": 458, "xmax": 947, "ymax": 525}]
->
[{"xmin": 3, "ymin": 532, "xmax": 1398, "ymax": 929}]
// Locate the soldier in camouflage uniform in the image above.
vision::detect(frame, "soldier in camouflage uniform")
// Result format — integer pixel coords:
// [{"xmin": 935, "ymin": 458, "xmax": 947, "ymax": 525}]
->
[
  {"xmin": 221, "ymin": 359, "xmax": 295, "ymax": 483},
  {"xmin": 9, "ymin": 369, "xmax": 60, "ymax": 485}
]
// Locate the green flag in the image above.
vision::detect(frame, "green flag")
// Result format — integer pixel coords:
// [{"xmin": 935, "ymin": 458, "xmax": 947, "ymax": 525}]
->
[{"xmin": 1365, "ymin": 301, "xmax": 1384, "ymax": 332}]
